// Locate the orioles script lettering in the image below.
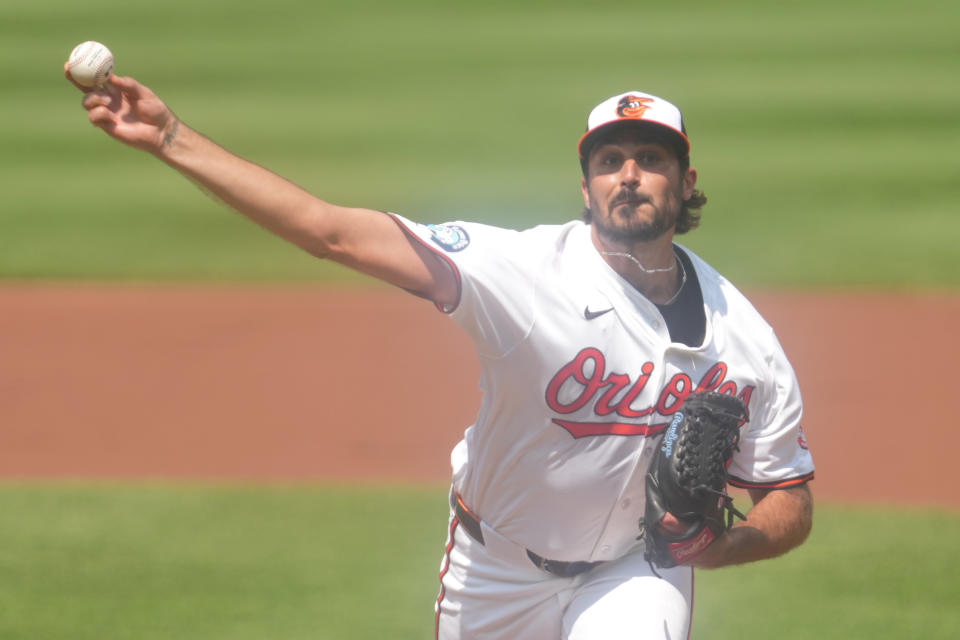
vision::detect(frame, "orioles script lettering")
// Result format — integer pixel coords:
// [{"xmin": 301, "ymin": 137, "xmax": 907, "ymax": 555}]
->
[{"xmin": 544, "ymin": 347, "xmax": 753, "ymax": 439}]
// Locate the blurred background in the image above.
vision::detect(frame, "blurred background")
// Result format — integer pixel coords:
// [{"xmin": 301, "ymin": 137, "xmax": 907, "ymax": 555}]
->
[
  {"xmin": 4, "ymin": 0, "xmax": 958, "ymax": 287},
  {"xmin": 1, "ymin": 0, "xmax": 958, "ymax": 638}
]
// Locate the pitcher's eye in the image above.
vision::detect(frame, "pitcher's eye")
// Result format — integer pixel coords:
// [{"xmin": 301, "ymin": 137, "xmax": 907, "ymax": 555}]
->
[
  {"xmin": 637, "ymin": 150, "xmax": 661, "ymax": 165},
  {"xmin": 599, "ymin": 152, "xmax": 622, "ymax": 166}
]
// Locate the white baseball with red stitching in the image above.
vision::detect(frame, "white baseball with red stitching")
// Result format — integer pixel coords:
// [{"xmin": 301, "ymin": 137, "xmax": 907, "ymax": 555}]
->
[{"xmin": 67, "ymin": 41, "xmax": 114, "ymax": 87}]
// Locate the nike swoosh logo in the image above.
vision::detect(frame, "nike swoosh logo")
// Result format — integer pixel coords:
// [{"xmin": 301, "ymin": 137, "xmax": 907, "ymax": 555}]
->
[{"xmin": 584, "ymin": 306, "xmax": 613, "ymax": 320}]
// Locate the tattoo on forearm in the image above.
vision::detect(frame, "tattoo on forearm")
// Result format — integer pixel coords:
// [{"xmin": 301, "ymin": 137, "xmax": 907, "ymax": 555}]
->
[{"xmin": 163, "ymin": 120, "xmax": 180, "ymax": 148}]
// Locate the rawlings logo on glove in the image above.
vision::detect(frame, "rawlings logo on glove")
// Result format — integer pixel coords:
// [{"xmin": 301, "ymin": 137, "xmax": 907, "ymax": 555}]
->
[{"xmin": 641, "ymin": 391, "xmax": 748, "ymax": 568}]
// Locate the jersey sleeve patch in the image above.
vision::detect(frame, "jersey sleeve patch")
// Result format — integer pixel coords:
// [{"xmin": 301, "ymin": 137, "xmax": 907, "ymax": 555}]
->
[{"xmin": 427, "ymin": 224, "xmax": 471, "ymax": 252}]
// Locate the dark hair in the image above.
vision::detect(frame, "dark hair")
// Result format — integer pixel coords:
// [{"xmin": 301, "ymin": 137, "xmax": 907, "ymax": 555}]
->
[{"xmin": 579, "ymin": 123, "xmax": 707, "ymax": 234}]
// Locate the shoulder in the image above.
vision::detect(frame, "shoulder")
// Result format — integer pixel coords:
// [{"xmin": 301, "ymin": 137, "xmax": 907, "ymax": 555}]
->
[
  {"xmin": 679, "ymin": 244, "xmax": 784, "ymax": 349},
  {"xmin": 681, "ymin": 247, "xmax": 770, "ymax": 323},
  {"xmin": 392, "ymin": 213, "xmax": 576, "ymax": 244},
  {"xmin": 455, "ymin": 219, "xmax": 583, "ymax": 249},
  {"xmin": 391, "ymin": 213, "xmax": 583, "ymax": 260}
]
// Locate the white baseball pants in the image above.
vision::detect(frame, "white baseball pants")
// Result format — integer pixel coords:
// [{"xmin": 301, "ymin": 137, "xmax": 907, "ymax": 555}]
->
[{"xmin": 434, "ymin": 508, "xmax": 693, "ymax": 639}]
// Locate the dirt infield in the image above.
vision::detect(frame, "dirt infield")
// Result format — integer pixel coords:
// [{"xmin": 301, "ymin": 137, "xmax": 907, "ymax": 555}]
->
[{"xmin": 2, "ymin": 284, "xmax": 957, "ymax": 508}]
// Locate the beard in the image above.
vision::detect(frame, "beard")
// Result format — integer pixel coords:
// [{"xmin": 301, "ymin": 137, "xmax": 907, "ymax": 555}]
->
[{"xmin": 587, "ymin": 188, "xmax": 681, "ymax": 244}]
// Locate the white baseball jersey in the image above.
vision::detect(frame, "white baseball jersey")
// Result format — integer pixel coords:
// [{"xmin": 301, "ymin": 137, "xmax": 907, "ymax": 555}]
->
[{"xmin": 391, "ymin": 214, "xmax": 814, "ymax": 564}]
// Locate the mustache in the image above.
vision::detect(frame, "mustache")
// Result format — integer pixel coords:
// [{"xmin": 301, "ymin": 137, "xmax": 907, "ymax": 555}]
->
[{"xmin": 611, "ymin": 190, "xmax": 651, "ymax": 206}]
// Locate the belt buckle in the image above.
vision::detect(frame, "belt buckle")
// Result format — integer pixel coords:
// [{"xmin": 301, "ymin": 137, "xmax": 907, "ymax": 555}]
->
[{"xmin": 527, "ymin": 549, "xmax": 550, "ymax": 573}]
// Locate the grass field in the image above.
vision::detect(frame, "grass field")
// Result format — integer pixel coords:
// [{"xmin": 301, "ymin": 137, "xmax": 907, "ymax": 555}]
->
[
  {"xmin": 0, "ymin": 484, "xmax": 957, "ymax": 640},
  {"xmin": 2, "ymin": 0, "xmax": 958, "ymax": 286}
]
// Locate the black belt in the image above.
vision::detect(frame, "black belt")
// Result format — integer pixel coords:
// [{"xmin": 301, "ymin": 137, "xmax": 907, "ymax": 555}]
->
[
  {"xmin": 449, "ymin": 489, "xmax": 604, "ymax": 578},
  {"xmin": 450, "ymin": 489, "xmax": 485, "ymax": 545},
  {"xmin": 524, "ymin": 549, "xmax": 605, "ymax": 579}
]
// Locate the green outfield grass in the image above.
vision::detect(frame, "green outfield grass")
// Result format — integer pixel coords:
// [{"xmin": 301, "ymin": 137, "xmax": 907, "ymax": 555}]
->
[
  {"xmin": 0, "ymin": 483, "xmax": 956, "ymax": 639},
  {"xmin": 696, "ymin": 501, "xmax": 960, "ymax": 639},
  {"xmin": 1, "ymin": 0, "xmax": 958, "ymax": 286},
  {"xmin": 0, "ymin": 483, "xmax": 448, "ymax": 639}
]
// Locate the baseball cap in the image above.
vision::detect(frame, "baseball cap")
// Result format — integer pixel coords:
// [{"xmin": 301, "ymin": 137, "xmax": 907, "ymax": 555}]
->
[{"xmin": 578, "ymin": 91, "xmax": 690, "ymax": 168}]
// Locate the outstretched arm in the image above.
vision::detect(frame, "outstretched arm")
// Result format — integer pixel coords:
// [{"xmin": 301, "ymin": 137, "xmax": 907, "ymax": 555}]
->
[{"xmin": 66, "ymin": 68, "xmax": 457, "ymax": 307}]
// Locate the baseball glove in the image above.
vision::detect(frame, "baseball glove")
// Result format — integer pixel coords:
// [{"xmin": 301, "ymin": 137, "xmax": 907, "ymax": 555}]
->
[{"xmin": 641, "ymin": 391, "xmax": 748, "ymax": 568}]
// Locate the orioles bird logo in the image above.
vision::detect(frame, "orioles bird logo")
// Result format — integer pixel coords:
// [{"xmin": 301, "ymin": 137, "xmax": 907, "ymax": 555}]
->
[{"xmin": 616, "ymin": 95, "xmax": 654, "ymax": 118}]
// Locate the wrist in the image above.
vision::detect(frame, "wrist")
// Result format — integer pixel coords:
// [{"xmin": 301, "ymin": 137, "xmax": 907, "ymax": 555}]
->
[
  {"xmin": 690, "ymin": 525, "xmax": 753, "ymax": 569},
  {"xmin": 689, "ymin": 531, "xmax": 731, "ymax": 569},
  {"xmin": 153, "ymin": 118, "xmax": 182, "ymax": 158}
]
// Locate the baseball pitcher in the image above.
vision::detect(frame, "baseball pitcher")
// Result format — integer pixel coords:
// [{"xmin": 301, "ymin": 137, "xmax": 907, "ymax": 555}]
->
[{"xmin": 68, "ymin": 63, "xmax": 814, "ymax": 639}]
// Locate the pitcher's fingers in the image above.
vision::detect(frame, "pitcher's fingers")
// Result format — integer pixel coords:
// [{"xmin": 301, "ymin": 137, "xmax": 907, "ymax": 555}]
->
[
  {"xmin": 82, "ymin": 91, "xmax": 113, "ymax": 111},
  {"xmin": 657, "ymin": 512, "xmax": 688, "ymax": 535},
  {"xmin": 88, "ymin": 105, "xmax": 116, "ymax": 127},
  {"xmin": 109, "ymin": 74, "xmax": 151, "ymax": 99},
  {"xmin": 103, "ymin": 77, "xmax": 123, "ymax": 101}
]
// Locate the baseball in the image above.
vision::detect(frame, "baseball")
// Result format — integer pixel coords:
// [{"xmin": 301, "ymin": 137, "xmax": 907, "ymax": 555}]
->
[{"xmin": 67, "ymin": 41, "xmax": 114, "ymax": 87}]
